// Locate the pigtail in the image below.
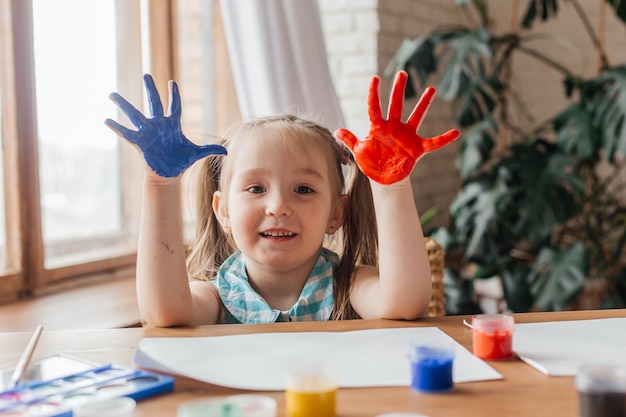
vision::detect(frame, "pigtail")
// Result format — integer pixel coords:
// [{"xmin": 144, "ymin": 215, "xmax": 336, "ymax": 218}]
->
[
  {"xmin": 186, "ymin": 150, "xmax": 234, "ymax": 281},
  {"xmin": 332, "ymin": 161, "xmax": 378, "ymax": 320}
]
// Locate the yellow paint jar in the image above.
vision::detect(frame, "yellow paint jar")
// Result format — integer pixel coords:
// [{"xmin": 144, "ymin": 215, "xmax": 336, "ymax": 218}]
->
[{"xmin": 285, "ymin": 362, "xmax": 337, "ymax": 417}]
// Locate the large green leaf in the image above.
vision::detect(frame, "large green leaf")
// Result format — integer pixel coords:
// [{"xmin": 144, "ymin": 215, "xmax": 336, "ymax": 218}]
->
[
  {"xmin": 527, "ymin": 243, "xmax": 589, "ymax": 311},
  {"xmin": 438, "ymin": 28, "xmax": 492, "ymax": 101},
  {"xmin": 455, "ymin": 76, "xmax": 502, "ymax": 127},
  {"xmin": 455, "ymin": 117, "xmax": 496, "ymax": 178},
  {"xmin": 450, "ymin": 174, "xmax": 509, "ymax": 257},
  {"xmin": 384, "ymin": 37, "xmax": 437, "ymax": 99},
  {"xmin": 447, "ymin": 140, "xmax": 580, "ymax": 278},
  {"xmin": 553, "ymin": 103, "xmax": 600, "ymax": 160},
  {"xmin": 584, "ymin": 66, "xmax": 626, "ymax": 161},
  {"xmin": 497, "ymin": 141, "xmax": 585, "ymax": 241},
  {"xmin": 385, "ymin": 29, "xmax": 475, "ymax": 99},
  {"xmin": 385, "ymin": 27, "xmax": 497, "ymax": 114}
]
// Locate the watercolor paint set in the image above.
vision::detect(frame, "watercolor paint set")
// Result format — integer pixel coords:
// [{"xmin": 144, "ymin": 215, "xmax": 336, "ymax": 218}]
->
[{"xmin": 0, "ymin": 354, "xmax": 174, "ymax": 416}]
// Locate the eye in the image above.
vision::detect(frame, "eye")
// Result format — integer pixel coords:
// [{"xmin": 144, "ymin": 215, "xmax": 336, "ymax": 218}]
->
[
  {"xmin": 294, "ymin": 185, "xmax": 314, "ymax": 194},
  {"xmin": 246, "ymin": 185, "xmax": 265, "ymax": 194}
]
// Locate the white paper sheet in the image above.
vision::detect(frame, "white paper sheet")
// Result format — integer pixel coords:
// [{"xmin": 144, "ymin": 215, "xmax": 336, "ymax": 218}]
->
[
  {"xmin": 134, "ymin": 327, "xmax": 502, "ymax": 390},
  {"xmin": 513, "ymin": 318, "xmax": 626, "ymax": 376}
]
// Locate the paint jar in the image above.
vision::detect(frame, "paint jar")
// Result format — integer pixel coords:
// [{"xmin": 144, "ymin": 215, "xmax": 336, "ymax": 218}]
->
[
  {"xmin": 408, "ymin": 342, "xmax": 455, "ymax": 392},
  {"xmin": 178, "ymin": 395, "xmax": 276, "ymax": 417},
  {"xmin": 471, "ymin": 314, "xmax": 514, "ymax": 360},
  {"xmin": 575, "ymin": 364, "xmax": 626, "ymax": 417},
  {"xmin": 285, "ymin": 362, "xmax": 337, "ymax": 417},
  {"xmin": 226, "ymin": 395, "xmax": 277, "ymax": 417},
  {"xmin": 177, "ymin": 398, "xmax": 234, "ymax": 417},
  {"xmin": 73, "ymin": 397, "xmax": 136, "ymax": 417}
]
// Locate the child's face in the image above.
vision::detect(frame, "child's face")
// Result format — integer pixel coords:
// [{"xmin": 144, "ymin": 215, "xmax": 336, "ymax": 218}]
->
[{"xmin": 214, "ymin": 131, "xmax": 343, "ymax": 274}]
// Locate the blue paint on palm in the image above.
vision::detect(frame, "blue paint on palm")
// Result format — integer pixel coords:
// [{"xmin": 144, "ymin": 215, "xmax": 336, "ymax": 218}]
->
[{"xmin": 105, "ymin": 74, "xmax": 226, "ymax": 177}]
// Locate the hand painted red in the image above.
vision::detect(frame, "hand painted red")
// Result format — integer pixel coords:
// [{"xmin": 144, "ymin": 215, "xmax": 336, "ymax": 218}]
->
[{"xmin": 334, "ymin": 71, "xmax": 460, "ymax": 185}]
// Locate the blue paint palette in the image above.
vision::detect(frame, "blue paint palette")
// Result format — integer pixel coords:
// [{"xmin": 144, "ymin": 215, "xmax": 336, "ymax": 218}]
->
[{"xmin": 0, "ymin": 355, "xmax": 174, "ymax": 416}]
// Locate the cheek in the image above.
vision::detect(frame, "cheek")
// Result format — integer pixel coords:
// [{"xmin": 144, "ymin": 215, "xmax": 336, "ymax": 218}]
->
[
  {"xmin": 304, "ymin": 203, "xmax": 335, "ymax": 228},
  {"xmin": 227, "ymin": 200, "xmax": 262, "ymax": 231}
]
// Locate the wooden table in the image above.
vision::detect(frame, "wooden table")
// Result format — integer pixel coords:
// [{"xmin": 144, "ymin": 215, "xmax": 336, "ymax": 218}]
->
[{"xmin": 2, "ymin": 309, "xmax": 624, "ymax": 417}]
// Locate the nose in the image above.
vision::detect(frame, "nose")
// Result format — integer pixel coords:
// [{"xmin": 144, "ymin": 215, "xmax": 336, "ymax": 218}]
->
[{"xmin": 264, "ymin": 189, "xmax": 292, "ymax": 217}]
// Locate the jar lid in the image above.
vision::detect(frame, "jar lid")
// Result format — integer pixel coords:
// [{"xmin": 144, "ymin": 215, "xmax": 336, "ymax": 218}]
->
[
  {"xmin": 471, "ymin": 314, "xmax": 514, "ymax": 333},
  {"xmin": 177, "ymin": 395, "xmax": 277, "ymax": 417},
  {"xmin": 408, "ymin": 341, "xmax": 455, "ymax": 363},
  {"xmin": 226, "ymin": 395, "xmax": 277, "ymax": 417},
  {"xmin": 73, "ymin": 397, "xmax": 136, "ymax": 417},
  {"xmin": 575, "ymin": 364, "xmax": 626, "ymax": 393}
]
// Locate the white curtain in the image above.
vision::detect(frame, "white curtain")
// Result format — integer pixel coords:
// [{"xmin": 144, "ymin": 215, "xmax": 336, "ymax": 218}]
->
[{"xmin": 219, "ymin": 0, "xmax": 345, "ymax": 131}]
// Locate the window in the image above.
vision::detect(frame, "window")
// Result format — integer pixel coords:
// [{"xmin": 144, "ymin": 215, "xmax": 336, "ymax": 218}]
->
[
  {"xmin": 33, "ymin": 0, "xmax": 131, "ymax": 268},
  {"xmin": 0, "ymin": 88, "xmax": 5, "ymax": 271},
  {"xmin": 0, "ymin": 0, "xmax": 148, "ymax": 299},
  {"xmin": 0, "ymin": 102, "xmax": 7, "ymax": 271},
  {"xmin": 0, "ymin": 0, "xmax": 234, "ymax": 302}
]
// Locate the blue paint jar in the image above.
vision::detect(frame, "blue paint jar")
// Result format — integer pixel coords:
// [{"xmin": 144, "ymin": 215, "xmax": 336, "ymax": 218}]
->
[{"xmin": 409, "ymin": 342, "xmax": 455, "ymax": 392}]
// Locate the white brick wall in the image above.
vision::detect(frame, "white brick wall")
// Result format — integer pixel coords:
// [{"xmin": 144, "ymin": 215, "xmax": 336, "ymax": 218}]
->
[
  {"xmin": 318, "ymin": 0, "xmax": 465, "ymax": 228},
  {"xmin": 318, "ymin": 1, "xmax": 626, "ymax": 230},
  {"xmin": 318, "ymin": 0, "xmax": 379, "ymax": 139}
]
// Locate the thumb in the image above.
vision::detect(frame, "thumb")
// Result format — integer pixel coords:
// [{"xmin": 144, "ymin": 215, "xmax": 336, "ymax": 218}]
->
[
  {"xmin": 423, "ymin": 129, "xmax": 460, "ymax": 153},
  {"xmin": 334, "ymin": 128, "xmax": 359, "ymax": 153},
  {"xmin": 196, "ymin": 143, "xmax": 228, "ymax": 160}
]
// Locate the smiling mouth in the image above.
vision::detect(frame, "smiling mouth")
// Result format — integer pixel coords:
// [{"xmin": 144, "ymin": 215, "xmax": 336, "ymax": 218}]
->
[{"xmin": 261, "ymin": 231, "xmax": 296, "ymax": 238}]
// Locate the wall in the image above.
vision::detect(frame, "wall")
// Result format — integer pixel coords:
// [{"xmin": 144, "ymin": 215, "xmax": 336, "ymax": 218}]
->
[
  {"xmin": 318, "ymin": 0, "xmax": 465, "ymax": 230},
  {"xmin": 319, "ymin": 0, "xmax": 626, "ymax": 233}
]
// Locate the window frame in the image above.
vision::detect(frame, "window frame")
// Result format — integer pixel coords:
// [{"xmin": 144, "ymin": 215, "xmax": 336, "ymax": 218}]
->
[{"xmin": 0, "ymin": 0, "xmax": 177, "ymax": 300}]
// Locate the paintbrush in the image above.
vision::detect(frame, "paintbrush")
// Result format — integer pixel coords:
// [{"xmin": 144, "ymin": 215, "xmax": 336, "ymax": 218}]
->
[{"xmin": 8, "ymin": 325, "xmax": 43, "ymax": 389}]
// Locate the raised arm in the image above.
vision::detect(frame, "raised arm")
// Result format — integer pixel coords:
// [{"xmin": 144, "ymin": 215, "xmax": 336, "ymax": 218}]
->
[
  {"xmin": 105, "ymin": 74, "xmax": 226, "ymax": 326},
  {"xmin": 335, "ymin": 71, "xmax": 460, "ymax": 320}
]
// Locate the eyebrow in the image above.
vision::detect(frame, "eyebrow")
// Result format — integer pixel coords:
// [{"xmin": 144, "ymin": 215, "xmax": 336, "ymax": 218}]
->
[{"xmin": 237, "ymin": 167, "xmax": 325, "ymax": 181}]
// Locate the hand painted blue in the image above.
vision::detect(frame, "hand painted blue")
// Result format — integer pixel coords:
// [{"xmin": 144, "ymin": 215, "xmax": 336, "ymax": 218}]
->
[{"xmin": 105, "ymin": 74, "xmax": 227, "ymax": 178}]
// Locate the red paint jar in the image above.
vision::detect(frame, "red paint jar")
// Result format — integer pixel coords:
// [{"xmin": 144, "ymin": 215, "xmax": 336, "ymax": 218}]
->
[{"xmin": 471, "ymin": 314, "xmax": 514, "ymax": 360}]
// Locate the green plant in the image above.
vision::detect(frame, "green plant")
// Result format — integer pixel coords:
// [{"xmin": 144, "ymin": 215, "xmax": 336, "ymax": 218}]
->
[{"xmin": 388, "ymin": 0, "xmax": 626, "ymax": 313}]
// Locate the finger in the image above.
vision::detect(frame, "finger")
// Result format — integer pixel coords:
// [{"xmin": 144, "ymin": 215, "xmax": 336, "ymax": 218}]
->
[
  {"xmin": 388, "ymin": 71, "xmax": 408, "ymax": 121},
  {"xmin": 196, "ymin": 143, "xmax": 228, "ymax": 159},
  {"xmin": 407, "ymin": 86, "xmax": 436, "ymax": 132},
  {"xmin": 423, "ymin": 129, "xmax": 461, "ymax": 153},
  {"xmin": 334, "ymin": 128, "xmax": 359, "ymax": 153},
  {"xmin": 168, "ymin": 80, "xmax": 181, "ymax": 119},
  {"xmin": 143, "ymin": 74, "xmax": 164, "ymax": 117},
  {"xmin": 109, "ymin": 92, "xmax": 149, "ymax": 129},
  {"xmin": 367, "ymin": 75, "xmax": 383, "ymax": 122},
  {"xmin": 104, "ymin": 119, "xmax": 139, "ymax": 144}
]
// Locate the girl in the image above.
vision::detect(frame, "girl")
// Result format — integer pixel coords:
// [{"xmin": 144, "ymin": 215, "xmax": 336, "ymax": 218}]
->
[{"xmin": 105, "ymin": 71, "xmax": 459, "ymax": 326}]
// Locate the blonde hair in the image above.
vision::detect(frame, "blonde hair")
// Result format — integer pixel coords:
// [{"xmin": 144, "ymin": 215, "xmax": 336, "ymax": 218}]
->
[{"xmin": 185, "ymin": 114, "xmax": 377, "ymax": 320}]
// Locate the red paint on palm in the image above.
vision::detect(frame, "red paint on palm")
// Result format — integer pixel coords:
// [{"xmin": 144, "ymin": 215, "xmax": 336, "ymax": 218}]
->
[{"xmin": 335, "ymin": 71, "xmax": 460, "ymax": 185}]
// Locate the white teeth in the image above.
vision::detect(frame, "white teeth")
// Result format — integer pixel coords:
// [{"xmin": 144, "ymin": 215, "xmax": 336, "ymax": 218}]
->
[{"xmin": 262, "ymin": 231, "xmax": 295, "ymax": 237}]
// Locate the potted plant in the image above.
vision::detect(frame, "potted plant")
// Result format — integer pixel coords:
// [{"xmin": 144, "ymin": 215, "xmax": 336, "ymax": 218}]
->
[{"xmin": 387, "ymin": 0, "xmax": 626, "ymax": 313}]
